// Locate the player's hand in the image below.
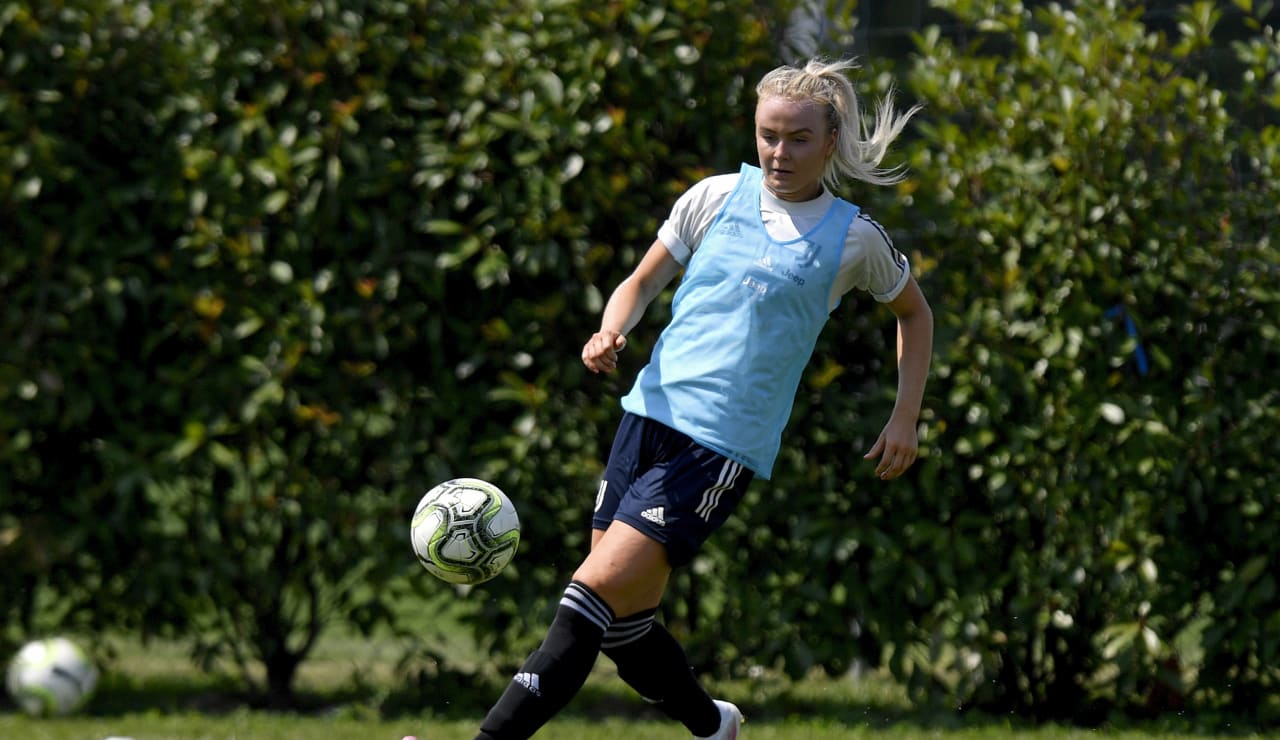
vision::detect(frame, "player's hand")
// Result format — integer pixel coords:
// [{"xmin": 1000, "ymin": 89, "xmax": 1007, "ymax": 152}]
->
[
  {"xmin": 582, "ymin": 331, "xmax": 627, "ymax": 373},
  {"xmin": 863, "ymin": 416, "xmax": 919, "ymax": 480}
]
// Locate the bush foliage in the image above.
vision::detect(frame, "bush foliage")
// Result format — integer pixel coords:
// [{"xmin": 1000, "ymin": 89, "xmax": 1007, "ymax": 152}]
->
[
  {"xmin": 877, "ymin": 0, "xmax": 1280, "ymax": 720},
  {"xmin": 2, "ymin": 0, "xmax": 1277, "ymax": 724}
]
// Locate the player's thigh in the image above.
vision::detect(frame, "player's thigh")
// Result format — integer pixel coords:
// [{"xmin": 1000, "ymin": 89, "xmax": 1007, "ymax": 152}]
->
[{"xmin": 574, "ymin": 520, "xmax": 671, "ymax": 616}]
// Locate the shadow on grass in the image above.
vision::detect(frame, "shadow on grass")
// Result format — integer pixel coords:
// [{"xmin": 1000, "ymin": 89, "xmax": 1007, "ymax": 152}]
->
[
  {"xmin": 382, "ymin": 667, "xmax": 1270, "ymax": 738},
  {"xmin": 64, "ymin": 662, "xmax": 1271, "ymax": 739}
]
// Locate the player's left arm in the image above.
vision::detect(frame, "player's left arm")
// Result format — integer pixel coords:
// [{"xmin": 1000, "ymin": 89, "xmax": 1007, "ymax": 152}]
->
[{"xmin": 863, "ymin": 274, "xmax": 933, "ymax": 480}]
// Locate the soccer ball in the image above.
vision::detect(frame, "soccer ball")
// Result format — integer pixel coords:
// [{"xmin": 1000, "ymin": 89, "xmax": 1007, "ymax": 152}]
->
[
  {"xmin": 6, "ymin": 637, "xmax": 99, "ymax": 717},
  {"xmin": 411, "ymin": 477, "xmax": 520, "ymax": 585}
]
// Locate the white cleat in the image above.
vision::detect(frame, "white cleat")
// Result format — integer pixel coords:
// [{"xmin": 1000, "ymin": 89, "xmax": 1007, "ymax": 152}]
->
[{"xmin": 696, "ymin": 699, "xmax": 743, "ymax": 739}]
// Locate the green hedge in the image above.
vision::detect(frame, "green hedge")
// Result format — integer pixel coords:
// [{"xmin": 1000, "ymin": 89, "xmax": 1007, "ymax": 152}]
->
[
  {"xmin": 868, "ymin": 0, "xmax": 1280, "ymax": 720},
  {"xmin": 0, "ymin": 0, "xmax": 788, "ymax": 706},
  {"xmin": 2, "ymin": 0, "xmax": 1277, "ymax": 724}
]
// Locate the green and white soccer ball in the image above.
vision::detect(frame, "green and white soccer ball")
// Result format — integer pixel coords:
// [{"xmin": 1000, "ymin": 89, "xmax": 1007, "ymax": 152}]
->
[
  {"xmin": 6, "ymin": 637, "xmax": 99, "ymax": 717},
  {"xmin": 411, "ymin": 477, "xmax": 521, "ymax": 585}
]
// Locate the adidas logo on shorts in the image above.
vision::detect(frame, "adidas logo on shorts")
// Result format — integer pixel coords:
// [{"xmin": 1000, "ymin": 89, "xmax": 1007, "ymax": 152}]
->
[{"xmin": 641, "ymin": 507, "xmax": 666, "ymax": 526}]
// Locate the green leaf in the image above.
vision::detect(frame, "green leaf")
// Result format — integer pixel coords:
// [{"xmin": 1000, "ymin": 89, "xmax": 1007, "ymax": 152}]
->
[
  {"xmin": 423, "ymin": 219, "xmax": 465, "ymax": 235},
  {"xmin": 435, "ymin": 236, "xmax": 482, "ymax": 269},
  {"xmin": 1100, "ymin": 402, "xmax": 1125, "ymax": 424},
  {"xmin": 263, "ymin": 191, "xmax": 290, "ymax": 214}
]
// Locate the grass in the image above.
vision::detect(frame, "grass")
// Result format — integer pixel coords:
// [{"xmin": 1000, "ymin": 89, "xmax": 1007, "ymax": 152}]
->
[
  {"xmin": 0, "ymin": 630, "xmax": 1270, "ymax": 740},
  {"xmin": 0, "ymin": 715, "xmax": 1267, "ymax": 740},
  {"xmin": 1, "ymin": 588, "xmax": 1271, "ymax": 740}
]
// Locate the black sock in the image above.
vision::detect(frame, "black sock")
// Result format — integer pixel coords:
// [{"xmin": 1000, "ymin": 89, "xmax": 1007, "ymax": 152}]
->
[
  {"xmin": 476, "ymin": 581, "xmax": 614, "ymax": 740},
  {"xmin": 601, "ymin": 610, "xmax": 720, "ymax": 736}
]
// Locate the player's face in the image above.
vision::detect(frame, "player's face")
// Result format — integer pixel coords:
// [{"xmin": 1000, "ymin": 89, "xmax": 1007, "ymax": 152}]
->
[{"xmin": 755, "ymin": 96, "xmax": 836, "ymax": 202}]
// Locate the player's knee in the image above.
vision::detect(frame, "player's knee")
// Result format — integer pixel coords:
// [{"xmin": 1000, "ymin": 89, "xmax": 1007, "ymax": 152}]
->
[
  {"xmin": 572, "ymin": 569, "xmax": 667, "ymax": 617},
  {"xmin": 572, "ymin": 535, "xmax": 670, "ymax": 615}
]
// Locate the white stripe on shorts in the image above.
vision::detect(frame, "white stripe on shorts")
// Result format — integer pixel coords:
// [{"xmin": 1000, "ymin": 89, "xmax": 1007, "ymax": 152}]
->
[{"xmin": 695, "ymin": 460, "xmax": 742, "ymax": 521}]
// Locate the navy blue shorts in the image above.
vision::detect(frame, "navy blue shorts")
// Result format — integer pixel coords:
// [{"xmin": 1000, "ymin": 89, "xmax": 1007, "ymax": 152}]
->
[{"xmin": 592, "ymin": 412, "xmax": 754, "ymax": 567}]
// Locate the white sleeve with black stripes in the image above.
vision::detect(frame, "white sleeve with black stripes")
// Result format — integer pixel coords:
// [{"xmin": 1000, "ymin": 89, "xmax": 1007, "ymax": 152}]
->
[{"xmin": 830, "ymin": 212, "xmax": 910, "ymax": 307}]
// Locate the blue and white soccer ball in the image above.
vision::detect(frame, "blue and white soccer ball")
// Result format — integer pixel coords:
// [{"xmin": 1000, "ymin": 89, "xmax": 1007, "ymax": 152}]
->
[
  {"xmin": 411, "ymin": 478, "xmax": 521, "ymax": 585},
  {"xmin": 6, "ymin": 636, "xmax": 99, "ymax": 717}
]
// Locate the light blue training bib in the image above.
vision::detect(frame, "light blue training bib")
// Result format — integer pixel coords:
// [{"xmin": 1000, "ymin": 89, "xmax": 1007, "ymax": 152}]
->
[{"xmin": 621, "ymin": 164, "xmax": 859, "ymax": 479}]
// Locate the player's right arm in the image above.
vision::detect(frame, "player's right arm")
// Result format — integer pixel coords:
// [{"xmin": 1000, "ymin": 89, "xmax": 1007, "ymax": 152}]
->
[{"xmin": 582, "ymin": 239, "xmax": 683, "ymax": 374}]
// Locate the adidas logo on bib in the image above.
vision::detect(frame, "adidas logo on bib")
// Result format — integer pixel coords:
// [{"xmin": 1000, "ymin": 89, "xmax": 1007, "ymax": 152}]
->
[{"xmin": 641, "ymin": 507, "xmax": 666, "ymax": 526}]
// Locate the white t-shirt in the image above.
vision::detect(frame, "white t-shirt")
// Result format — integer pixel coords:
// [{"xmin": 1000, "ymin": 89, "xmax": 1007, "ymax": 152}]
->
[{"xmin": 656, "ymin": 173, "xmax": 910, "ymax": 311}]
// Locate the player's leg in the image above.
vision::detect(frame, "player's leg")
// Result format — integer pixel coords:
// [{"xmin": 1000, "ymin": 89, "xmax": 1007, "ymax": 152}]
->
[
  {"xmin": 603, "ymin": 609, "xmax": 730, "ymax": 736},
  {"xmin": 597, "ymin": 440, "xmax": 753, "ymax": 739},
  {"xmin": 575, "ymin": 520, "xmax": 672, "ymax": 614},
  {"xmin": 476, "ymin": 522, "xmax": 671, "ymax": 740},
  {"xmin": 584, "ymin": 529, "xmax": 740, "ymax": 740},
  {"xmin": 583, "ymin": 524, "xmax": 719, "ymax": 733},
  {"xmin": 475, "ymin": 413, "xmax": 654, "ymax": 740}
]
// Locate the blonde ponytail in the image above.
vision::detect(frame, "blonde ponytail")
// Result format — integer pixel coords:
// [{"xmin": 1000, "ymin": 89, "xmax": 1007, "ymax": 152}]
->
[{"xmin": 756, "ymin": 58, "xmax": 920, "ymax": 190}]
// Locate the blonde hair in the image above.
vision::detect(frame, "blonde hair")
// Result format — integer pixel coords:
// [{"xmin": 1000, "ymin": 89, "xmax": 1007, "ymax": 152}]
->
[{"xmin": 756, "ymin": 58, "xmax": 920, "ymax": 190}]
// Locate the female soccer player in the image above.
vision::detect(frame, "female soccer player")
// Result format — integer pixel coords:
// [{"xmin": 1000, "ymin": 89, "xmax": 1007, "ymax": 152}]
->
[{"xmin": 475, "ymin": 57, "xmax": 933, "ymax": 740}]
